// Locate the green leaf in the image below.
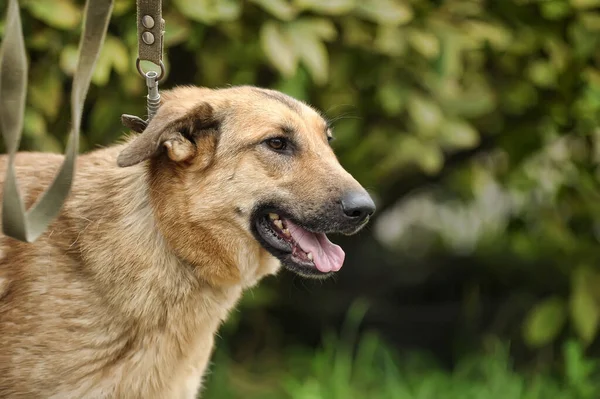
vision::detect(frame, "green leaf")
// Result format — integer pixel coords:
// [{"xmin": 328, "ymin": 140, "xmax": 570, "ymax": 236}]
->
[
  {"xmin": 34, "ymin": 135, "xmax": 64, "ymax": 154},
  {"xmin": 440, "ymin": 120, "xmax": 480, "ymax": 150},
  {"xmin": 546, "ymin": 37, "xmax": 569, "ymax": 71},
  {"xmin": 408, "ymin": 29, "xmax": 440, "ymax": 59},
  {"xmin": 417, "ymin": 143, "xmax": 444, "ymax": 175},
  {"xmin": 85, "ymin": 35, "xmax": 131, "ymax": 86},
  {"xmin": 294, "ymin": 0, "xmax": 356, "ymax": 15},
  {"xmin": 25, "ymin": 0, "xmax": 81, "ymax": 30},
  {"xmin": 528, "ymin": 61, "xmax": 557, "ymax": 88},
  {"xmin": 568, "ymin": 23, "xmax": 597, "ymax": 59},
  {"xmin": 212, "ymin": 0, "xmax": 241, "ymax": 21},
  {"xmin": 381, "ymin": 136, "xmax": 444, "ymax": 176},
  {"xmin": 502, "ymin": 81, "xmax": 538, "ymax": 115},
  {"xmin": 541, "ymin": 1, "xmax": 571, "ymax": 20},
  {"xmin": 407, "ymin": 95, "xmax": 444, "ymax": 135},
  {"xmin": 523, "ymin": 296, "xmax": 567, "ymax": 348},
  {"xmin": 288, "ymin": 22, "xmax": 330, "ymax": 85},
  {"xmin": 250, "ymin": 0, "xmax": 298, "ymax": 21},
  {"xmin": 274, "ymin": 68, "xmax": 311, "ymax": 102},
  {"xmin": 28, "ymin": 66, "xmax": 63, "ymax": 122},
  {"xmin": 104, "ymin": 35, "xmax": 130, "ymax": 76},
  {"xmin": 260, "ymin": 21, "xmax": 298, "ymax": 77},
  {"xmin": 341, "ymin": 17, "xmax": 373, "ymax": 48},
  {"xmin": 279, "ymin": 19, "xmax": 335, "ymax": 84},
  {"xmin": 377, "ymin": 81, "xmax": 405, "ymax": 116},
  {"xmin": 570, "ymin": 266, "xmax": 600, "ymax": 345},
  {"xmin": 355, "ymin": 0, "xmax": 413, "ymax": 26},
  {"xmin": 23, "ymin": 108, "xmax": 47, "ymax": 140},
  {"xmin": 92, "ymin": 53, "xmax": 113, "ymax": 87},
  {"xmin": 89, "ymin": 93, "xmax": 123, "ymax": 145},
  {"xmin": 174, "ymin": 0, "xmax": 201, "ymax": 19},
  {"xmin": 434, "ymin": 35, "xmax": 461, "ymax": 78},
  {"xmin": 121, "ymin": 77, "xmax": 145, "ymax": 97},
  {"xmin": 27, "ymin": 28, "xmax": 61, "ymax": 51},
  {"xmin": 374, "ymin": 25, "xmax": 407, "ymax": 56},
  {"xmin": 440, "ymin": 80, "xmax": 496, "ymax": 118},
  {"xmin": 163, "ymin": 12, "xmax": 192, "ymax": 47},
  {"xmin": 581, "ymin": 13, "xmax": 600, "ymax": 31},
  {"xmin": 570, "ymin": 0, "xmax": 600, "ymax": 9},
  {"xmin": 59, "ymin": 46, "xmax": 79, "ymax": 76},
  {"xmin": 174, "ymin": 0, "xmax": 241, "ymax": 24},
  {"xmin": 113, "ymin": 0, "xmax": 134, "ymax": 16},
  {"xmin": 23, "ymin": 108, "xmax": 62, "ymax": 153},
  {"xmin": 462, "ymin": 21, "xmax": 512, "ymax": 51},
  {"xmin": 292, "ymin": 18, "xmax": 338, "ymax": 42},
  {"xmin": 563, "ymin": 340, "xmax": 595, "ymax": 388}
]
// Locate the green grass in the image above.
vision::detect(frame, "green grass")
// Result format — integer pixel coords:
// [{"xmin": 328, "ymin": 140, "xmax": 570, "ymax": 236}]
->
[{"xmin": 203, "ymin": 302, "xmax": 600, "ymax": 399}]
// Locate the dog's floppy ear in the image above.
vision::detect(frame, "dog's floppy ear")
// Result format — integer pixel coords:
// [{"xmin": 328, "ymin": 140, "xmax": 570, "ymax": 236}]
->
[{"xmin": 117, "ymin": 102, "xmax": 216, "ymax": 167}]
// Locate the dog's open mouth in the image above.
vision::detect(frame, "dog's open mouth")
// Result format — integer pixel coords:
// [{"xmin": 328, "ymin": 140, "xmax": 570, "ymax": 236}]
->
[{"xmin": 254, "ymin": 212, "xmax": 345, "ymax": 276}]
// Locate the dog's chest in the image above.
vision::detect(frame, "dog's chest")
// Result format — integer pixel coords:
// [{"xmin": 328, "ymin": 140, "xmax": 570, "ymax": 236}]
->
[
  {"xmin": 46, "ymin": 287, "xmax": 242, "ymax": 399},
  {"xmin": 115, "ymin": 324, "xmax": 218, "ymax": 398},
  {"xmin": 107, "ymin": 290, "xmax": 241, "ymax": 398}
]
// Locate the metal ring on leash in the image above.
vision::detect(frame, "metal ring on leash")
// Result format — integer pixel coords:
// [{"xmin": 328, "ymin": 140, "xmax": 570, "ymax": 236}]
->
[{"xmin": 136, "ymin": 58, "xmax": 165, "ymax": 81}]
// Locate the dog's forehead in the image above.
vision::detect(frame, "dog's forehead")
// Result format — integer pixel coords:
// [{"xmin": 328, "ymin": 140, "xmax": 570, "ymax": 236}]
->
[
  {"xmin": 224, "ymin": 88, "xmax": 328, "ymax": 136},
  {"xmin": 161, "ymin": 86, "xmax": 328, "ymax": 140}
]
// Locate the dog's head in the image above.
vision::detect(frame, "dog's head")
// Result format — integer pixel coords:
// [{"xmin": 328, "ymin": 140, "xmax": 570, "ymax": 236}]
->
[{"xmin": 117, "ymin": 86, "xmax": 374, "ymax": 283}]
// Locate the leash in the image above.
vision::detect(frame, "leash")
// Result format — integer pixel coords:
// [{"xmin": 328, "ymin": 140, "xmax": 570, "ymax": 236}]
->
[
  {"xmin": 0, "ymin": 0, "xmax": 114, "ymax": 242},
  {"xmin": 0, "ymin": 0, "xmax": 165, "ymax": 242},
  {"xmin": 121, "ymin": 0, "xmax": 166, "ymax": 133}
]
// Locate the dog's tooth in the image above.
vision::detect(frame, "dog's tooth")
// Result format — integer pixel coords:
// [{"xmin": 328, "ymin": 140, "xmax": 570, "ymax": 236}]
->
[
  {"xmin": 282, "ymin": 228, "xmax": 291, "ymax": 237},
  {"xmin": 269, "ymin": 213, "xmax": 279, "ymax": 220},
  {"xmin": 274, "ymin": 219, "xmax": 283, "ymax": 229},
  {"xmin": 307, "ymin": 252, "xmax": 314, "ymax": 261}
]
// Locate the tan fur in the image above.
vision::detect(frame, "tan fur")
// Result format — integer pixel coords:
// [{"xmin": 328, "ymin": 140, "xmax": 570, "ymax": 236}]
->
[{"xmin": 0, "ymin": 86, "xmax": 370, "ymax": 398}]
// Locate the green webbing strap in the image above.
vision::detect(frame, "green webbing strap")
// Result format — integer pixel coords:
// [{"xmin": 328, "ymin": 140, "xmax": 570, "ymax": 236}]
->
[
  {"xmin": 123, "ymin": 0, "xmax": 164, "ymax": 131},
  {"xmin": 137, "ymin": 0, "xmax": 163, "ymax": 66},
  {"xmin": 0, "ymin": 0, "xmax": 114, "ymax": 242}
]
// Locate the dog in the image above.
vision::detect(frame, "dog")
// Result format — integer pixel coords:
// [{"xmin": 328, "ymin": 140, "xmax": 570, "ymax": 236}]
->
[{"xmin": 0, "ymin": 85, "xmax": 375, "ymax": 398}]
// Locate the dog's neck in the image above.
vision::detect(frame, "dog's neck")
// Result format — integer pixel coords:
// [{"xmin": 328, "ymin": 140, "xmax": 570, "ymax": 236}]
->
[{"xmin": 69, "ymin": 146, "xmax": 279, "ymax": 330}]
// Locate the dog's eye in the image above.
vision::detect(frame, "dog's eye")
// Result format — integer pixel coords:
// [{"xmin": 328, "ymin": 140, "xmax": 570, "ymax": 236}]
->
[{"xmin": 266, "ymin": 138, "xmax": 287, "ymax": 151}]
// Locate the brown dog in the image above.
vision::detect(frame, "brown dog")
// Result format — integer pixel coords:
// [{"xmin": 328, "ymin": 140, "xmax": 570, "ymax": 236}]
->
[{"xmin": 0, "ymin": 86, "xmax": 374, "ymax": 398}]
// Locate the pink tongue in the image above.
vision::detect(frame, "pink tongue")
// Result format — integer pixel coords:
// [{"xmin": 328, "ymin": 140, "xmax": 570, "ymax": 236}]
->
[{"xmin": 285, "ymin": 220, "xmax": 345, "ymax": 273}]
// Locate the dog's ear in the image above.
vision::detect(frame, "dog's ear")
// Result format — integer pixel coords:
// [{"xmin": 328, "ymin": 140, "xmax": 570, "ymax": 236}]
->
[{"xmin": 117, "ymin": 102, "xmax": 217, "ymax": 168}]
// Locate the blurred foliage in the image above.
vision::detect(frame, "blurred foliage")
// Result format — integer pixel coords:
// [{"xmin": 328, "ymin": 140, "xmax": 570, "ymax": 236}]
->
[
  {"xmin": 4, "ymin": 0, "xmax": 600, "ymax": 374},
  {"xmin": 204, "ymin": 304, "xmax": 600, "ymax": 398}
]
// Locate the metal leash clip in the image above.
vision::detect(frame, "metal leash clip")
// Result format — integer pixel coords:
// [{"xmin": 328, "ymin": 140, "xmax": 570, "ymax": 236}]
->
[
  {"xmin": 121, "ymin": 9, "xmax": 166, "ymax": 133},
  {"xmin": 121, "ymin": 60, "xmax": 165, "ymax": 133}
]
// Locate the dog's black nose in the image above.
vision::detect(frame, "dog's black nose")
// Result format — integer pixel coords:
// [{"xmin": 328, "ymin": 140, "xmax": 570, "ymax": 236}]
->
[{"xmin": 340, "ymin": 191, "xmax": 376, "ymax": 222}]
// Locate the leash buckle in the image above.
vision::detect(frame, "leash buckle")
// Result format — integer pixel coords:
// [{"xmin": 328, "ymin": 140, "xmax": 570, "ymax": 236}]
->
[{"xmin": 121, "ymin": 60, "xmax": 165, "ymax": 132}]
